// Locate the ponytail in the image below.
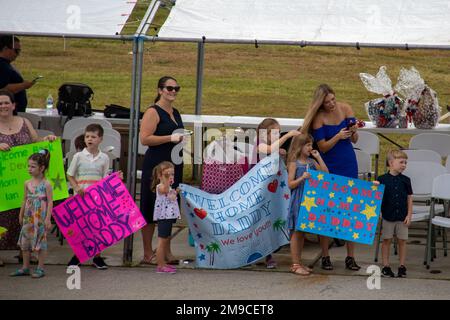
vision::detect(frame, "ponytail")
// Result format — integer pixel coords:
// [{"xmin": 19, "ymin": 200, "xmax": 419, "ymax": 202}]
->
[{"xmin": 29, "ymin": 149, "xmax": 51, "ymax": 174}]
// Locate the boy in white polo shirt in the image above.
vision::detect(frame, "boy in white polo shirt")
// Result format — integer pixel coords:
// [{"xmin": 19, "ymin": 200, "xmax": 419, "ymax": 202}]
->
[{"xmin": 66, "ymin": 124, "xmax": 110, "ymax": 269}]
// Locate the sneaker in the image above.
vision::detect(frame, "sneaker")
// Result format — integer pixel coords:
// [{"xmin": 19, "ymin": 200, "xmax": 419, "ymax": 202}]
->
[
  {"xmin": 382, "ymin": 266, "xmax": 395, "ymax": 277},
  {"xmin": 93, "ymin": 256, "xmax": 108, "ymax": 270},
  {"xmin": 397, "ymin": 265, "xmax": 407, "ymax": 278},
  {"xmin": 321, "ymin": 256, "xmax": 333, "ymax": 270},
  {"xmin": 67, "ymin": 255, "xmax": 80, "ymax": 267},
  {"xmin": 31, "ymin": 268, "xmax": 45, "ymax": 278},
  {"xmin": 265, "ymin": 256, "xmax": 277, "ymax": 269},
  {"xmin": 156, "ymin": 265, "xmax": 177, "ymax": 274},
  {"xmin": 345, "ymin": 256, "xmax": 361, "ymax": 271}
]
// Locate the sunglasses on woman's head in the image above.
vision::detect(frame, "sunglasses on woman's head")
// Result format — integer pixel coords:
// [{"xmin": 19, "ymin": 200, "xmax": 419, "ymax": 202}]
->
[{"xmin": 162, "ymin": 86, "xmax": 181, "ymax": 92}]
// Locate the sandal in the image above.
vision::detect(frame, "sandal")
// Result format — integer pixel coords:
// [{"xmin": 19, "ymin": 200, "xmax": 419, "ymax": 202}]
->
[
  {"xmin": 301, "ymin": 264, "xmax": 313, "ymax": 273},
  {"xmin": 140, "ymin": 253, "xmax": 156, "ymax": 265},
  {"xmin": 291, "ymin": 264, "xmax": 310, "ymax": 276},
  {"xmin": 9, "ymin": 268, "xmax": 30, "ymax": 277},
  {"xmin": 32, "ymin": 268, "xmax": 45, "ymax": 278},
  {"xmin": 345, "ymin": 256, "xmax": 361, "ymax": 271}
]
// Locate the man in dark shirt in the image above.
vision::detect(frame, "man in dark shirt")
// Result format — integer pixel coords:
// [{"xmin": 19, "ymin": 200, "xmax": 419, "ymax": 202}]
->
[
  {"xmin": 377, "ymin": 150, "xmax": 413, "ymax": 278},
  {"xmin": 0, "ymin": 35, "xmax": 35, "ymax": 113}
]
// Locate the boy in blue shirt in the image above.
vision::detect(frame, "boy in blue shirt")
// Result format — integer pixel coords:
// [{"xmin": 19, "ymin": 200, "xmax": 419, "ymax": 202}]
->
[{"xmin": 377, "ymin": 150, "xmax": 413, "ymax": 278}]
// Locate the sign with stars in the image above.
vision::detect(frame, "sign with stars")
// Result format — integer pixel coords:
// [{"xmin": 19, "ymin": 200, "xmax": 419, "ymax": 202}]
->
[
  {"xmin": 296, "ymin": 170, "xmax": 384, "ymax": 245},
  {"xmin": 180, "ymin": 154, "xmax": 290, "ymax": 269},
  {"xmin": 0, "ymin": 139, "xmax": 69, "ymax": 211},
  {"xmin": 52, "ymin": 173, "xmax": 146, "ymax": 263}
]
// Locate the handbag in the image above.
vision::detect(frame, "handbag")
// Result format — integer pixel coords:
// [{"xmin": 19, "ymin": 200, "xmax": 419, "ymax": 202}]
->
[
  {"xmin": 200, "ymin": 138, "xmax": 247, "ymax": 194},
  {"xmin": 104, "ymin": 104, "xmax": 143, "ymax": 119}
]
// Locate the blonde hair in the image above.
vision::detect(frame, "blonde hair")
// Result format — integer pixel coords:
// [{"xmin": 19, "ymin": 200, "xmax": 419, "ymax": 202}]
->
[
  {"xmin": 301, "ymin": 84, "xmax": 335, "ymax": 134},
  {"xmin": 287, "ymin": 134, "xmax": 314, "ymax": 163},
  {"xmin": 257, "ymin": 118, "xmax": 280, "ymax": 144},
  {"xmin": 151, "ymin": 161, "xmax": 175, "ymax": 192},
  {"xmin": 386, "ymin": 149, "xmax": 408, "ymax": 166}
]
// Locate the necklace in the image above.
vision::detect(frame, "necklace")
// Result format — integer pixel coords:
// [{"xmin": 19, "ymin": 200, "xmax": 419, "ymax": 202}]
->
[{"xmin": 0, "ymin": 118, "xmax": 14, "ymax": 131}]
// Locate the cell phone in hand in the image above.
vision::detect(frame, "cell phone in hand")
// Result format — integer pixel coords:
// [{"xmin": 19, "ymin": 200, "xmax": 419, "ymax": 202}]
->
[
  {"xmin": 346, "ymin": 121, "xmax": 356, "ymax": 130},
  {"xmin": 33, "ymin": 75, "xmax": 44, "ymax": 82}
]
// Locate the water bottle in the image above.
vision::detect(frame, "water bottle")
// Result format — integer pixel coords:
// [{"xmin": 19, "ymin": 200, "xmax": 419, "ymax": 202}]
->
[{"xmin": 46, "ymin": 93, "xmax": 54, "ymax": 115}]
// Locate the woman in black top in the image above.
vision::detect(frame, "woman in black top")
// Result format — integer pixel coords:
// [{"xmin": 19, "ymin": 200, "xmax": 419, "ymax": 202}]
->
[{"xmin": 139, "ymin": 76, "xmax": 184, "ymax": 264}]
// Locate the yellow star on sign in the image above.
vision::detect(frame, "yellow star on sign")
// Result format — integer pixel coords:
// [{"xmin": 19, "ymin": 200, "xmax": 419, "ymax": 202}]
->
[
  {"xmin": 352, "ymin": 232, "xmax": 359, "ymax": 240},
  {"xmin": 329, "ymin": 192, "xmax": 335, "ymax": 198},
  {"xmin": 300, "ymin": 223, "xmax": 307, "ymax": 230},
  {"xmin": 361, "ymin": 204, "xmax": 378, "ymax": 220},
  {"xmin": 308, "ymin": 222, "xmax": 315, "ymax": 229},
  {"xmin": 317, "ymin": 174, "xmax": 324, "ymax": 181},
  {"xmin": 348, "ymin": 180, "xmax": 355, "ymax": 187},
  {"xmin": 371, "ymin": 185, "xmax": 378, "ymax": 191},
  {"xmin": 347, "ymin": 196, "xmax": 353, "ymax": 203},
  {"xmin": 301, "ymin": 196, "xmax": 318, "ymax": 211}
]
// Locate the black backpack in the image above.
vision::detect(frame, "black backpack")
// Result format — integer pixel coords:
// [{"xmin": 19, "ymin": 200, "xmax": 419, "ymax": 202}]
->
[{"xmin": 57, "ymin": 83, "xmax": 94, "ymax": 120}]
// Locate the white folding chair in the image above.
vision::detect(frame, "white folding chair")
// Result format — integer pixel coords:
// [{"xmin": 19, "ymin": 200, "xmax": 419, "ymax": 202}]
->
[
  {"xmin": 100, "ymin": 135, "xmax": 121, "ymax": 171},
  {"xmin": 404, "ymin": 161, "xmax": 447, "ymax": 204},
  {"xmin": 62, "ymin": 118, "xmax": 113, "ymax": 152},
  {"xmin": 374, "ymin": 161, "xmax": 446, "ymax": 262},
  {"xmin": 36, "ymin": 129, "xmax": 55, "ymax": 138},
  {"xmin": 425, "ymin": 174, "xmax": 450, "ymax": 269},
  {"xmin": 18, "ymin": 112, "xmax": 41, "ymax": 129},
  {"xmin": 355, "ymin": 149, "xmax": 372, "ymax": 180},
  {"xmin": 403, "ymin": 149, "xmax": 442, "ymax": 164},
  {"xmin": 409, "ymin": 133, "xmax": 450, "ymax": 159},
  {"xmin": 352, "ymin": 131, "xmax": 380, "ymax": 178}
]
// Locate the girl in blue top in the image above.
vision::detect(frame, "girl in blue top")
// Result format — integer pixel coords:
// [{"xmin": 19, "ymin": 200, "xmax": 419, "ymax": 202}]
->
[
  {"xmin": 287, "ymin": 134, "xmax": 328, "ymax": 275},
  {"xmin": 301, "ymin": 84, "xmax": 361, "ymax": 271}
]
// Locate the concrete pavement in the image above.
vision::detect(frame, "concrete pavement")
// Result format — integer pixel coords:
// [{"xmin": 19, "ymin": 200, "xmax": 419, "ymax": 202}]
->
[{"xmin": 2, "ymin": 220, "xmax": 450, "ymax": 300}]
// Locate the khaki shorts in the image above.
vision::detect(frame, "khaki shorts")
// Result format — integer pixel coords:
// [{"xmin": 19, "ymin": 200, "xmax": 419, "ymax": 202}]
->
[{"xmin": 382, "ymin": 219, "xmax": 408, "ymax": 240}]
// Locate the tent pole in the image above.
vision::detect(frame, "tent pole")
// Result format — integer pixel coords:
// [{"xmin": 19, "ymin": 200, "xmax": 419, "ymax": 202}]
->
[
  {"xmin": 123, "ymin": 36, "xmax": 144, "ymax": 265},
  {"xmin": 193, "ymin": 41, "xmax": 205, "ymax": 180},
  {"xmin": 123, "ymin": 0, "xmax": 161, "ymax": 265}
]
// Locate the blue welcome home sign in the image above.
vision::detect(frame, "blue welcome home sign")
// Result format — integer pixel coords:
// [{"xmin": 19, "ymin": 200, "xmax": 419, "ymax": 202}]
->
[{"xmin": 296, "ymin": 170, "xmax": 384, "ymax": 245}]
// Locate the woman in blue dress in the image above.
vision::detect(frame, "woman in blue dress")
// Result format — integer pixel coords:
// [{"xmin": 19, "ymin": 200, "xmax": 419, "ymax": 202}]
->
[{"xmin": 301, "ymin": 84, "xmax": 361, "ymax": 271}]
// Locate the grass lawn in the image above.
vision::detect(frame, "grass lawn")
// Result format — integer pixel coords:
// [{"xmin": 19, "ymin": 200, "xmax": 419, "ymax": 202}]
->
[{"xmin": 11, "ymin": 2, "xmax": 450, "ymax": 181}]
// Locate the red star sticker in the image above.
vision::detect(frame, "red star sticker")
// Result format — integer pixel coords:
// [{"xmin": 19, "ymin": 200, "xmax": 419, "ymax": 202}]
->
[
  {"xmin": 200, "ymin": 244, "xmax": 205, "ymax": 250},
  {"xmin": 284, "ymin": 194, "xmax": 290, "ymax": 200},
  {"xmin": 277, "ymin": 170, "xmax": 282, "ymax": 176}
]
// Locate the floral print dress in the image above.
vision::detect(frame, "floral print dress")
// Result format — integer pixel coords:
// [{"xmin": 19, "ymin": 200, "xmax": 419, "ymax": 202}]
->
[
  {"xmin": 18, "ymin": 181, "xmax": 49, "ymax": 251},
  {"xmin": 0, "ymin": 118, "xmax": 33, "ymax": 250}
]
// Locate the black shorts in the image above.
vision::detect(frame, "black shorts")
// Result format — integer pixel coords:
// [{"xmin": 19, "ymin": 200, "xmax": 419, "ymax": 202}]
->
[{"xmin": 157, "ymin": 219, "xmax": 176, "ymax": 238}]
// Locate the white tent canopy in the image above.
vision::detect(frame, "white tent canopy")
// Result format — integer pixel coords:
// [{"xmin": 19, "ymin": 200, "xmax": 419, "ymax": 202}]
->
[
  {"xmin": 0, "ymin": 0, "xmax": 136, "ymax": 36},
  {"xmin": 158, "ymin": 0, "xmax": 450, "ymax": 47}
]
